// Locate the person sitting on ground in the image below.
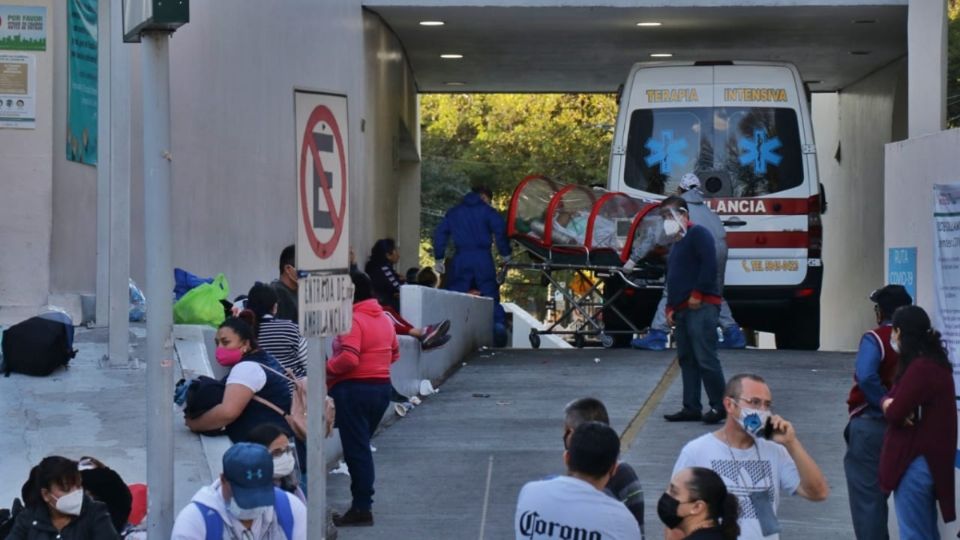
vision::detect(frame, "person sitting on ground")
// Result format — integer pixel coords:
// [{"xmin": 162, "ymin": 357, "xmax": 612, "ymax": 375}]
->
[
  {"xmin": 271, "ymin": 245, "xmax": 299, "ymax": 323},
  {"xmin": 76, "ymin": 457, "xmax": 132, "ymax": 536},
  {"xmin": 351, "ymin": 245, "xmax": 451, "ymax": 350},
  {"xmin": 563, "ymin": 397, "xmax": 645, "ymax": 537},
  {"xmin": 8, "ymin": 456, "xmax": 119, "ymax": 540},
  {"xmin": 327, "ymin": 271, "xmax": 398, "ymax": 527},
  {"xmin": 244, "ymin": 424, "xmax": 306, "ymax": 503},
  {"xmin": 245, "ymin": 282, "xmax": 307, "ymax": 385},
  {"xmin": 171, "ymin": 442, "xmax": 306, "ymax": 540},
  {"xmin": 515, "ymin": 422, "xmax": 641, "ymax": 540},
  {"xmin": 659, "ymin": 467, "xmax": 740, "ymax": 540},
  {"xmin": 184, "ymin": 317, "xmax": 293, "ymax": 443}
]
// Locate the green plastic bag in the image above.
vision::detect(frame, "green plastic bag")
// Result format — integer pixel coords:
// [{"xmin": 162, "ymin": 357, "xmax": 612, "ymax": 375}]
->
[{"xmin": 173, "ymin": 273, "xmax": 230, "ymax": 327}]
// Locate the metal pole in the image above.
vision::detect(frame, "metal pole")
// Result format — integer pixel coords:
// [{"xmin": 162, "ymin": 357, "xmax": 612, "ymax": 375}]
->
[
  {"xmin": 141, "ymin": 30, "xmax": 175, "ymax": 539},
  {"xmin": 95, "ymin": 0, "xmax": 110, "ymax": 328},
  {"xmin": 107, "ymin": 0, "xmax": 131, "ymax": 367},
  {"xmin": 307, "ymin": 337, "xmax": 328, "ymax": 538}
]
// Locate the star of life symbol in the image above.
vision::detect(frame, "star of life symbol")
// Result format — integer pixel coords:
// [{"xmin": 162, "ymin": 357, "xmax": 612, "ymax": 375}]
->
[
  {"xmin": 739, "ymin": 129, "xmax": 782, "ymax": 175},
  {"xmin": 644, "ymin": 130, "xmax": 689, "ymax": 174}
]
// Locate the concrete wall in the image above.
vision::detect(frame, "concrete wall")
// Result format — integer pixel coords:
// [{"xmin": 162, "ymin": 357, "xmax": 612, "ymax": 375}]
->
[
  {"xmin": 42, "ymin": 2, "xmax": 419, "ymax": 315},
  {"xmin": 0, "ymin": 0, "xmax": 54, "ymax": 322},
  {"xmin": 361, "ymin": 11, "xmax": 421, "ymax": 271},
  {"xmin": 885, "ymin": 128, "xmax": 960, "ymax": 310},
  {"xmin": 814, "ymin": 60, "xmax": 906, "ymax": 351}
]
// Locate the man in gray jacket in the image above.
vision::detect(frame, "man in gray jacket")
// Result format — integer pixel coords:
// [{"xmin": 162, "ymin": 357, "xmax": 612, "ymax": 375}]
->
[{"xmin": 631, "ymin": 173, "xmax": 746, "ymax": 350}]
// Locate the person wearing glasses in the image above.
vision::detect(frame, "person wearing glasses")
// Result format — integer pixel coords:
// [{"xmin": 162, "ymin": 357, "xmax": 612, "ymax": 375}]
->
[{"xmin": 670, "ymin": 374, "xmax": 829, "ymax": 540}]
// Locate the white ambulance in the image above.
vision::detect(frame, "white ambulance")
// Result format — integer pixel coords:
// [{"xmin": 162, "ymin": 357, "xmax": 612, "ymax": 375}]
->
[{"xmin": 607, "ymin": 61, "xmax": 824, "ymax": 350}]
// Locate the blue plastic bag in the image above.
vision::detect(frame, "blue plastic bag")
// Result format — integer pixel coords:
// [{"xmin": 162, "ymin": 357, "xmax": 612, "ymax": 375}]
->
[{"xmin": 174, "ymin": 268, "xmax": 214, "ymax": 300}]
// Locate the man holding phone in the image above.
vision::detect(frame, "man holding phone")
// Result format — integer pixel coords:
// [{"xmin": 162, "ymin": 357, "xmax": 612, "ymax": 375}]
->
[{"xmin": 671, "ymin": 374, "xmax": 830, "ymax": 540}]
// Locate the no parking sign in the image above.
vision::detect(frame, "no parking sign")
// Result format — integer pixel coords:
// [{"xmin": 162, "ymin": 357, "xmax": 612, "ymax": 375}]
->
[{"xmin": 295, "ymin": 90, "xmax": 352, "ymax": 337}]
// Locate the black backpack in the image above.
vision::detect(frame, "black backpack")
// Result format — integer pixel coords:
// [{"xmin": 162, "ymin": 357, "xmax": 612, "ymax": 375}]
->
[
  {"xmin": 0, "ymin": 498, "xmax": 23, "ymax": 539},
  {"xmin": 2, "ymin": 312, "xmax": 77, "ymax": 377}
]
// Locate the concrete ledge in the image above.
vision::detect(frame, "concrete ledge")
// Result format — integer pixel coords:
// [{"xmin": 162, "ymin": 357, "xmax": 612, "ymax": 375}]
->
[
  {"xmin": 503, "ymin": 302, "xmax": 573, "ymax": 349},
  {"xmin": 400, "ymin": 285, "xmax": 493, "ymax": 384}
]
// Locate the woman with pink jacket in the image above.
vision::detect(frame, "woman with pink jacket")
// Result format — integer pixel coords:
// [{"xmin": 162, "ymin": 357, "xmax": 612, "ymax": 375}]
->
[{"xmin": 327, "ymin": 271, "xmax": 399, "ymax": 528}]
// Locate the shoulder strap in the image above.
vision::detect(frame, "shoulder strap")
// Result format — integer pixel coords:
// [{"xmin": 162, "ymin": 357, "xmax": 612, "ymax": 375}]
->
[
  {"xmin": 274, "ymin": 488, "xmax": 294, "ymax": 540},
  {"xmin": 193, "ymin": 502, "xmax": 224, "ymax": 540},
  {"xmin": 258, "ymin": 362, "xmax": 297, "ymax": 383},
  {"xmin": 252, "ymin": 395, "xmax": 287, "ymax": 417}
]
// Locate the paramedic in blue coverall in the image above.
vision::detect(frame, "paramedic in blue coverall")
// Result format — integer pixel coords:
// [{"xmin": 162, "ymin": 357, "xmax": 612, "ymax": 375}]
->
[{"xmin": 433, "ymin": 186, "xmax": 511, "ymax": 346}]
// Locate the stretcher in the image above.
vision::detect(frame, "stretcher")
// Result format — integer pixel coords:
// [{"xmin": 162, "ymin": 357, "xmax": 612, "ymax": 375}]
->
[{"xmin": 501, "ymin": 175, "xmax": 667, "ymax": 348}]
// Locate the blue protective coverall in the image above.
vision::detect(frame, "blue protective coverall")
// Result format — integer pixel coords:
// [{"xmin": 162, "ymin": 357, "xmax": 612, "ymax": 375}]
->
[{"xmin": 433, "ymin": 192, "xmax": 511, "ymax": 328}]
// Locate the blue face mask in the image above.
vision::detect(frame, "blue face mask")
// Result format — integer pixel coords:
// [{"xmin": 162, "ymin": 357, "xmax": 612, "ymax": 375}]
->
[{"xmin": 737, "ymin": 407, "xmax": 772, "ymax": 439}]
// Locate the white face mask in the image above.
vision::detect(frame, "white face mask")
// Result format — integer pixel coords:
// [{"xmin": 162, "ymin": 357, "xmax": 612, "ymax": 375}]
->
[
  {"xmin": 663, "ymin": 219, "xmax": 682, "ymax": 237},
  {"xmin": 53, "ymin": 488, "xmax": 84, "ymax": 516},
  {"xmin": 890, "ymin": 337, "xmax": 900, "ymax": 354},
  {"xmin": 227, "ymin": 498, "xmax": 271, "ymax": 521},
  {"xmin": 273, "ymin": 453, "xmax": 296, "ymax": 478},
  {"xmin": 736, "ymin": 406, "xmax": 772, "ymax": 439}
]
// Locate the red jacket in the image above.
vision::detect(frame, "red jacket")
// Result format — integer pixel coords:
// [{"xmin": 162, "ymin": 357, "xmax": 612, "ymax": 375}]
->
[
  {"xmin": 879, "ymin": 357, "xmax": 957, "ymax": 522},
  {"xmin": 326, "ymin": 299, "xmax": 399, "ymax": 389}
]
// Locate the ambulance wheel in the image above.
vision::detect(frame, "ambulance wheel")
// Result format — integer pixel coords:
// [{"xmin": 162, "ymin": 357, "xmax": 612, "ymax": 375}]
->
[
  {"xmin": 574, "ymin": 334, "xmax": 586, "ymax": 349},
  {"xmin": 599, "ymin": 333, "xmax": 615, "ymax": 349},
  {"xmin": 775, "ymin": 300, "xmax": 820, "ymax": 351},
  {"xmin": 529, "ymin": 331, "xmax": 541, "ymax": 349}
]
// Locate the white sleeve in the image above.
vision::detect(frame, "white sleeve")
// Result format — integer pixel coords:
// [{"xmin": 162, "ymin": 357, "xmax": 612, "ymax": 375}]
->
[
  {"xmin": 288, "ymin": 492, "xmax": 308, "ymax": 540},
  {"xmin": 171, "ymin": 504, "xmax": 206, "ymax": 540},
  {"xmin": 671, "ymin": 442, "xmax": 694, "ymax": 476},
  {"xmin": 777, "ymin": 444, "xmax": 801, "ymax": 496},
  {"xmin": 226, "ymin": 361, "xmax": 267, "ymax": 393}
]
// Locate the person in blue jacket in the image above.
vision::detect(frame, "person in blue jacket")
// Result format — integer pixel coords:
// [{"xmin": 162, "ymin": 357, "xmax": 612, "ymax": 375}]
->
[{"xmin": 433, "ymin": 186, "xmax": 511, "ymax": 345}]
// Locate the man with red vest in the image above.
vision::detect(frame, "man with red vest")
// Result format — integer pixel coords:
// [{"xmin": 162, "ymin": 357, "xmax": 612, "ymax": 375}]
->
[{"xmin": 843, "ymin": 284, "xmax": 912, "ymax": 540}]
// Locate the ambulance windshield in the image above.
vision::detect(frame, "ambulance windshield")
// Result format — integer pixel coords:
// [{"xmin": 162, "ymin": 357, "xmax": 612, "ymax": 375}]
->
[{"xmin": 623, "ymin": 107, "xmax": 804, "ymax": 197}]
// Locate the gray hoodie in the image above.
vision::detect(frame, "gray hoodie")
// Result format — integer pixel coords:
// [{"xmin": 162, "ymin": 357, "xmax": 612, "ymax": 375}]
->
[
  {"xmin": 170, "ymin": 480, "xmax": 306, "ymax": 540},
  {"xmin": 681, "ymin": 189, "xmax": 726, "ymax": 253}
]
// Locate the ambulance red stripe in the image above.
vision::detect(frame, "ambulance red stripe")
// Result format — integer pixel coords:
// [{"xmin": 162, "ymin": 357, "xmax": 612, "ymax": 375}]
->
[{"xmin": 726, "ymin": 231, "xmax": 809, "ymax": 249}]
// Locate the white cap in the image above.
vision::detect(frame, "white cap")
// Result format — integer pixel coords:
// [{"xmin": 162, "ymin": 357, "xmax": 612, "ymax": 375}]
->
[{"xmin": 679, "ymin": 173, "xmax": 701, "ymax": 191}]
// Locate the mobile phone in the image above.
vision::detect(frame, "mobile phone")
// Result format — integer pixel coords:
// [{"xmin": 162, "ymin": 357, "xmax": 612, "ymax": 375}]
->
[{"xmin": 762, "ymin": 417, "xmax": 775, "ymax": 440}]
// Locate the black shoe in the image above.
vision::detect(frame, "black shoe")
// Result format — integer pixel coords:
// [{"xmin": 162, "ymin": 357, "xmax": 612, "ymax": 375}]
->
[
  {"xmin": 664, "ymin": 409, "xmax": 702, "ymax": 422},
  {"xmin": 702, "ymin": 408, "xmax": 727, "ymax": 424},
  {"xmin": 332, "ymin": 508, "xmax": 373, "ymax": 527}
]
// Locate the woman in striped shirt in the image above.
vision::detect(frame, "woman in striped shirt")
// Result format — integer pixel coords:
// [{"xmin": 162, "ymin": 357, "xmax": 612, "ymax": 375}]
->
[{"xmin": 245, "ymin": 282, "xmax": 308, "ymax": 383}]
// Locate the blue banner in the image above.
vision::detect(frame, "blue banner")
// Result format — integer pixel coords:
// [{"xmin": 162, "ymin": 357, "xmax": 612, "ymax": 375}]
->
[
  {"xmin": 67, "ymin": 0, "xmax": 96, "ymax": 165},
  {"xmin": 888, "ymin": 247, "xmax": 917, "ymax": 303}
]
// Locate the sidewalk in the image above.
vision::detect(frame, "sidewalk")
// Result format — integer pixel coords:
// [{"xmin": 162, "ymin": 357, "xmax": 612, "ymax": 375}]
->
[{"xmin": 0, "ymin": 325, "xmax": 211, "ymax": 510}]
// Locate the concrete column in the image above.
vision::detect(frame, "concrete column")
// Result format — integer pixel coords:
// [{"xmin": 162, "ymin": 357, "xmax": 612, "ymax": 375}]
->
[{"xmin": 907, "ymin": 0, "xmax": 947, "ymax": 137}]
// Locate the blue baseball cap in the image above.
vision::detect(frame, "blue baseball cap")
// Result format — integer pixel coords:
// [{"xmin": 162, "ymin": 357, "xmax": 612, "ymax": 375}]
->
[{"xmin": 222, "ymin": 443, "xmax": 274, "ymax": 509}]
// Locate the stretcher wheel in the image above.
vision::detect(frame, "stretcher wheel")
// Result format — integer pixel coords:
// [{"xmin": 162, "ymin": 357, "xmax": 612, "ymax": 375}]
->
[
  {"xmin": 599, "ymin": 333, "xmax": 615, "ymax": 349},
  {"xmin": 574, "ymin": 333, "xmax": 586, "ymax": 349},
  {"xmin": 529, "ymin": 331, "xmax": 541, "ymax": 349}
]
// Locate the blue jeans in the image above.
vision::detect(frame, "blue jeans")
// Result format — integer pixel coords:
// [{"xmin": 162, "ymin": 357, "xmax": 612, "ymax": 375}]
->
[
  {"xmin": 894, "ymin": 456, "xmax": 939, "ymax": 540},
  {"xmin": 675, "ymin": 305, "xmax": 725, "ymax": 411},
  {"xmin": 843, "ymin": 416, "xmax": 889, "ymax": 539},
  {"xmin": 330, "ymin": 381, "xmax": 391, "ymax": 512}
]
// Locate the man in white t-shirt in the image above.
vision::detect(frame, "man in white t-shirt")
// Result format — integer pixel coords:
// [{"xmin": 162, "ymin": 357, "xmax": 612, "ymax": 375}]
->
[
  {"xmin": 515, "ymin": 422, "xmax": 641, "ymax": 540},
  {"xmin": 671, "ymin": 374, "xmax": 829, "ymax": 540}
]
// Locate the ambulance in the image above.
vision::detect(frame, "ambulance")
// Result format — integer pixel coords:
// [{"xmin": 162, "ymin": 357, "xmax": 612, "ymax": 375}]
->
[{"xmin": 607, "ymin": 61, "xmax": 824, "ymax": 350}]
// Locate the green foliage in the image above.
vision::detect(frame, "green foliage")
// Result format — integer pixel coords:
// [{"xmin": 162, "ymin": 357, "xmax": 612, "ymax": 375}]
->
[{"xmin": 419, "ymin": 93, "xmax": 617, "ymax": 313}]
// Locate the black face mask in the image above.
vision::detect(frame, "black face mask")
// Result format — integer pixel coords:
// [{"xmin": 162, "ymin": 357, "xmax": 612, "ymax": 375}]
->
[{"xmin": 657, "ymin": 493, "xmax": 684, "ymax": 529}]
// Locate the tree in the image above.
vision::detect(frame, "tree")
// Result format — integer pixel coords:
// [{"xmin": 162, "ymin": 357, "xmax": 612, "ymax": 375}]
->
[{"xmin": 420, "ymin": 93, "xmax": 618, "ymax": 315}]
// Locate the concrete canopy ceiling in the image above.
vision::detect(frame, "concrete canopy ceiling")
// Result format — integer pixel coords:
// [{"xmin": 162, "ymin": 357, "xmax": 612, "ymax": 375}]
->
[{"xmin": 363, "ymin": 2, "xmax": 907, "ymax": 93}]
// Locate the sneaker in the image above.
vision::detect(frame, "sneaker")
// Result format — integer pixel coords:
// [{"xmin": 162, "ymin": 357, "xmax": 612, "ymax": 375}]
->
[
  {"xmin": 631, "ymin": 329, "xmax": 668, "ymax": 351},
  {"xmin": 702, "ymin": 408, "xmax": 727, "ymax": 424},
  {"xmin": 664, "ymin": 409, "xmax": 702, "ymax": 422},
  {"xmin": 421, "ymin": 320, "xmax": 451, "ymax": 344},
  {"xmin": 332, "ymin": 508, "xmax": 373, "ymax": 527},
  {"xmin": 422, "ymin": 333, "xmax": 452, "ymax": 351},
  {"xmin": 720, "ymin": 326, "xmax": 747, "ymax": 349}
]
